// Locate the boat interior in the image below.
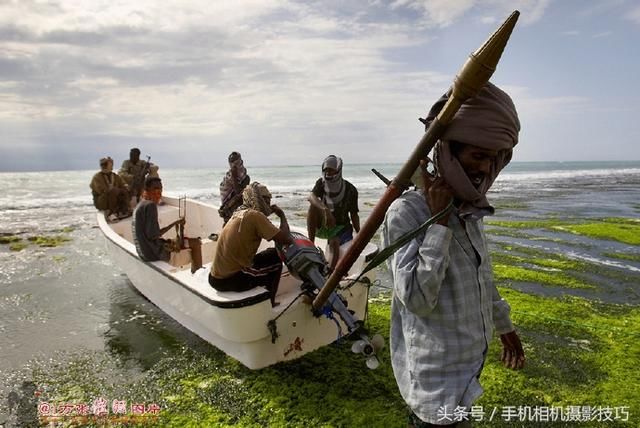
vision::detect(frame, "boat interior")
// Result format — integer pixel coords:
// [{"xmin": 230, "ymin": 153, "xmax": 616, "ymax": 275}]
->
[{"xmin": 105, "ymin": 197, "xmax": 374, "ymax": 310}]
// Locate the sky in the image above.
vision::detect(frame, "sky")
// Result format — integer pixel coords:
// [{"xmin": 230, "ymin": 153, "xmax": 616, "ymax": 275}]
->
[{"xmin": 0, "ymin": 0, "xmax": 639, "ymax": 171}]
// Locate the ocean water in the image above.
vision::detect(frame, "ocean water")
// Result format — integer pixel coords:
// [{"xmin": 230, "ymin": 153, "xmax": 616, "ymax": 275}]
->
[{"xmin": 1, "ymin": 161, "xmax": 639, "ymax": 414}]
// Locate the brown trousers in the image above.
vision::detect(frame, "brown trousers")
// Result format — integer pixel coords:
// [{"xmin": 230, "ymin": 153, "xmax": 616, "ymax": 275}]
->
[{"xmin": 94, "ymin": 187, "xmax": 130, "ymax": 215}]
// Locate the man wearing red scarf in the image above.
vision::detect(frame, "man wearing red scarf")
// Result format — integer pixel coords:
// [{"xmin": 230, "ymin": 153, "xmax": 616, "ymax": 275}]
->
[{"xmin": 132, "ymin": 177, "xmax": 184, "ymax": 262}]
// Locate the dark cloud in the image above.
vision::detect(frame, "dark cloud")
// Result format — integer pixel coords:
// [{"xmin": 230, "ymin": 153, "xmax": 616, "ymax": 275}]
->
[{"xmin": 0, "ymin": 21, "xmax": 288, "ymax": 90}]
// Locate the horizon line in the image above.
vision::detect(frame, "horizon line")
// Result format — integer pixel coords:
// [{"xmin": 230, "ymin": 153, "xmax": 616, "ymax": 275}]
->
[{"xmin": 1, "ymin": 159, "xmax": 640, "ymax": 174}]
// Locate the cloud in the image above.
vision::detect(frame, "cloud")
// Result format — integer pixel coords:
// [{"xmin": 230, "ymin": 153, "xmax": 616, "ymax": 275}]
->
[
  {"xmin": 389, "ymin": 0, "xmax": 551, "ymax": 27},
  {"xmin": 2, "ymin": 0, "xmax": 634, "ymax": 171},
  {"xmin": 501, "ymin": 84, "xmax": 592, "ymax": 123},
  {"xmin": 626, "ymin": 5, "xmax": 640, "ymax": 24},
  {"xmin": 592, "ymin": 31, "xmax": 612, "ymax": 38},
  {"xmin": 391, "ymin": 0, "xmax": 475, "ymax": 27},
  {"xmin": 576, "ymin": 0, "xmax": 627, "ymax": 19},
  {"xmin": 1, "ymin": 0, "xmax": 462, "ymax": 170},
  {"xmin": 479, "ymin": 16, "xmax": 498, "ymax": 25}
]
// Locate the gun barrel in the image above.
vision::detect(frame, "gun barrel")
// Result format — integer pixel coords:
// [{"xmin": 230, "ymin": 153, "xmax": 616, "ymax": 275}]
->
[{"xmin": 371, "ymin": 168, "xmax": 391, "ymax": 186}]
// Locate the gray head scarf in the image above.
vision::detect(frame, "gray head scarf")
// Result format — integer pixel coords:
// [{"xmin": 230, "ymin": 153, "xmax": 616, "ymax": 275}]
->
[
  {"xmin": 321, "ymin": 155, "xmax": 345, "ymax": 211},
  {"xmin": 422, "ymin": 82, "xmax": 520, "ymax": 219}
]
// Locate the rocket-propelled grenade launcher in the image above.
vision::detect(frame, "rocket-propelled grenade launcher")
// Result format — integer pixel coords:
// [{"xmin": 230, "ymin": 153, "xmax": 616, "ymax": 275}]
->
[{"xmin": 312, "ymin": 10, "xmax": 521, "ymax": 311}]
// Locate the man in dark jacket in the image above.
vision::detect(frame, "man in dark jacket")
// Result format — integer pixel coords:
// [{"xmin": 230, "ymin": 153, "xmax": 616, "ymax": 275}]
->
[
  {"xmin": 132, "ymin": 177, "xmax": 183, "ymax": 262},
  {"xmin": 307, "ymin": 155, "xmax": 360, "ymax": 270}
]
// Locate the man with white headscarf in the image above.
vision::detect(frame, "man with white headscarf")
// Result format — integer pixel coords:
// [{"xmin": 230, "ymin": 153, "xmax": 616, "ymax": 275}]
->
[
  {"xmin": 209, "ymin": 182, "xmax": 292, "ymax": 306},
  {"xmin": 382, "ymin": 82, "xmax": 525, "ymax": 427},
  {"xmin": 307, "ymin": 155, "xmax": 360, "ymax": 270}
]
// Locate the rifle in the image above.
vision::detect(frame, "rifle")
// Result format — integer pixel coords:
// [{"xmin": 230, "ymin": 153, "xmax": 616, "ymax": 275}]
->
[
  {"xmin": 371, "ymin": 168, "xmax": 391, "ymax": 186},
  {"xmin": 131, "ymin": 155, "xmax": 151, "ymax": 202},
  {"xmin": 372, "ymin": 168, "xmax": 418, "ymax": 189}
]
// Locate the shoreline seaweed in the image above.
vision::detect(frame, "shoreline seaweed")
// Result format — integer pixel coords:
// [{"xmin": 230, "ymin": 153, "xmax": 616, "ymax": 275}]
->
[
  {"xmin": 486, "ymin": 217, "xmax": 640, "ymax": 245},
  {"xmin": 3, "ymin": 289, "xmax": 638, "ymax": 427},
  {"xmin": 0, "ymin": 233, "xmax": 72, "ymax": 252}
]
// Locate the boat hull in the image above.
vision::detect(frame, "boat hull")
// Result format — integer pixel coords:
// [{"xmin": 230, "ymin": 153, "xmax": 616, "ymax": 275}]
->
[{"xmin": 98, "ymin": 197, "xmax": 375, "ymax": 369}]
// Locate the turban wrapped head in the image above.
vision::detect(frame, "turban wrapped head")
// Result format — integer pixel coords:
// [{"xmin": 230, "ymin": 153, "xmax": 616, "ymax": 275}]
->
[
  {"xmin": 240, "ymin": 182, "xmax": 273, "ymax": 217},
  {"xmin": 99, "ymin": 156, "xmax": 113, "ymax": 173},
  {"xmin": 227, "ymin": 182, "xmax": 273, "ymax": 233},
  {"xmin": 321, "ymin": 155, "xmax": 345, "ymax": 211},
  {"xmin": 422, "ymin": 82, "xmax": 520, "ymax": 219}
]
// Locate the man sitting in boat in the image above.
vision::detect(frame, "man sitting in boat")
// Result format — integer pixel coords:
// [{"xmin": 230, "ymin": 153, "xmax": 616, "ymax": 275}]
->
[
  {"xmin": 209, "ymin": 182, "xmax": 292, "ymax": 307},
  {"xmin": 118, "ymin": 147, "xmax": 160, "ymax": 203},
  {"xmin": 218, "ymin": 151, "xmax": 251, "ymax": 225},
  {"xmin": 90, "ymin": 156, "xmax": 131, "ymax": 221},
  {"xmin": 307, "ymin": 155, "xmax": 360, "ymax": 271},
  {"xmin": 132, "ymin": 177, "xmax": 184, "ymax": 262}
]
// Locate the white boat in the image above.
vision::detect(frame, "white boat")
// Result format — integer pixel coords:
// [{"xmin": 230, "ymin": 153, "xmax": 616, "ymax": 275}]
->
[{"xmin": 97, "ymin": 196, "xmax": 379, "ymax": 369}]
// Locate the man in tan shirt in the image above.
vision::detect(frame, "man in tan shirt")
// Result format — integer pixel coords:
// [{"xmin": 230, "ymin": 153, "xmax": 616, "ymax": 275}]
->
[
  {"xmin": 89, "ymin": 157, "xmax": 130, "ymax": 219},
  {"xmin": 209, "ymin": 182, "xmax": 292, "ymax": 306}
]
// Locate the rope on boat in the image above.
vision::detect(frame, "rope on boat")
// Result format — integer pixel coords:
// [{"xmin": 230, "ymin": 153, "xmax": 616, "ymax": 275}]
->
[
  {"xmin": 267, "ymin": 290, "xmax": 308, "ymax": 344},
  {"xmin": 321, "ymin": 304, "xmax": 344, "ymax": 342},
  {"xmin": 266, "ymin": 250, "xmax": 395, "ymax": 344}
]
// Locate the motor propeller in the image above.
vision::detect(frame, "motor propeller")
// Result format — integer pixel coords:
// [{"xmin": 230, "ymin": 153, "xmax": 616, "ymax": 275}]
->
[{"xmin": 351, "ymin": 333, "xmax": 385, "ymax": 369}]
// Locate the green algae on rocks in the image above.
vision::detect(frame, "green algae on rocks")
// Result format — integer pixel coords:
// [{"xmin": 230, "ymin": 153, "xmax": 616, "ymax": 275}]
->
[
  {"xmin": 9, "ymin": 242, "xmax": 27, "ymax": 252},
  {"xmin": 491, "ymin": 200, "xmax": 530, "ymax": 210},
  {"xmin": 555, "ymin": 218, "xmax": 640, "ymax": 245},
  {"xmin": 604, "ymin": 252, "xmax": 640, "ymax": 263},
  {"xmin": 12, "ymin": 291, "xmax": 638, "ymax": 427},
  {"xmin": 490, "ymin": 244, "xmax": 600, "ymax": 290},
  {"xmin": 0, "ymin": 235, "xmax": 22, "ymax": 244},
  {"xmin": 485, "ymin": 288, "xmax": 640, "ymax": 423},
  {"xmin": 27, "ymin": 235, "xmax": 72, "ymax": 248},
  {"xmin": 486, "ymin": 217, "xmax": 640, "ymax": 245},
  {"xmin": 491, "ymin": 242, "xmax": 640, "ymax": 292},
  {"xmin": 493, "ymin": 263, "xmax": 596, "ymax": 290},
  {"xmin": 1, "ymin": 234, "xmax": 72, "ymax": 251}
]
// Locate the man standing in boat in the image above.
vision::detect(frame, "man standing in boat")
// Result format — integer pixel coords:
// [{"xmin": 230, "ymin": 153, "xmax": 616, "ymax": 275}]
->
[
  {"xmin": 119, "ymin": 148, "xmax": 160, "ymax": 203},
  {"xmin": 90, "ymin": 156, "xmax": 131, "ymax": 220},
  {"xmin": 209, "ymin": 182, "xmax": 292, "ymax": 307},
  {"xmin": 307, "ymin": 155, "xmax": 360, "ymax": 271},
  {"xmin": 218, "ymin": 151, "xmax": 251, "ymax": 225},
  {"xmin": 382, "ymin": 83, "xmax": 525, "ymax": 427},
  {"xmin": 132, "ymin": 177, "xmax": 184, "ymax": 262}
]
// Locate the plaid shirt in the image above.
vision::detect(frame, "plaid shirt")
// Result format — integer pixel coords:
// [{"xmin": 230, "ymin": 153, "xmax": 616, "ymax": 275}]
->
[{"xmin": 382, "ymin": 190, "xmax": 513, "ymax": 424}]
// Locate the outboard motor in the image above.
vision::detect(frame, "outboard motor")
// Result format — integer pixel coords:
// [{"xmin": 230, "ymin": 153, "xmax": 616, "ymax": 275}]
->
[
  {"xmin": 276, "ymin": 232, "xmax": 384, "ymax": 369},
  {"xmin": 276, "ymin": 232, "xmax": 328, "ymax": 290}
]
